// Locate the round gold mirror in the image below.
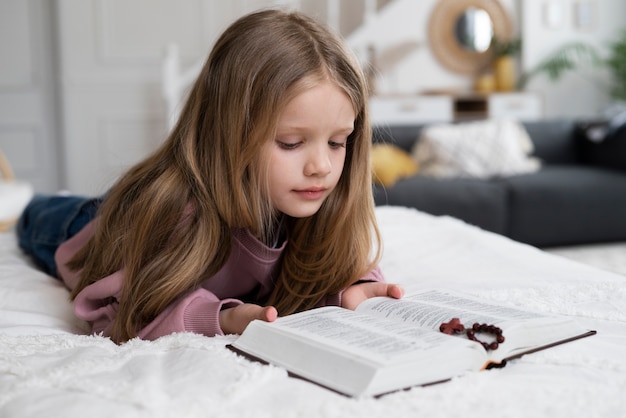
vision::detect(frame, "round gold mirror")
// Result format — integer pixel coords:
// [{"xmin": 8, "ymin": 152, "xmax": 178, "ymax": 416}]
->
[{"xmin": 429, "ymin": 0, "xmax": 512, "ymax": 75}]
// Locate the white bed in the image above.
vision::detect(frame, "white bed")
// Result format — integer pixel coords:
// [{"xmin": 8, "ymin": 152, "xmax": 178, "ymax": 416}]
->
[{"xmin": 2, "ymin": 206, "xmax": 625, "ymax": 417}]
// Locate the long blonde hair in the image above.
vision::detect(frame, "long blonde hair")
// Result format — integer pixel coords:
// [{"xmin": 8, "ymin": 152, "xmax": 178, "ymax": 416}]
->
[{"xmin": 68, "ymin": 9, "xmax": 381, "ymax": 343}]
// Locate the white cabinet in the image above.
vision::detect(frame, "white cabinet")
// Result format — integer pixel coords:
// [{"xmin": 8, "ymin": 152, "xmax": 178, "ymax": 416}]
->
[
  {"xmin": 369, "ymin": 95, "xmax": 453, "ymax": 125},
  {"xmin": 370, "ymin": 92, "xmax": 543, "ymax": 126}
]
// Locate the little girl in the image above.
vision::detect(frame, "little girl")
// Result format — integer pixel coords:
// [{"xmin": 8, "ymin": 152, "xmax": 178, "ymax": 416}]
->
[{"xmin": 17, "ymin": 9, "xmax": 402, "ymax": 343}]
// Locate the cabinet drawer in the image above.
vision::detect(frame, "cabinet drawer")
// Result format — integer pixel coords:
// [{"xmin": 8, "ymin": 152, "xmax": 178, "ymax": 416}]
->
[
  {"xmin": 488, "ymin": 93, "xmax": 542, "ymax": 121},
  {"xmin": 369, "ymin": 96, "xmax": 453, "ymax": 125}
]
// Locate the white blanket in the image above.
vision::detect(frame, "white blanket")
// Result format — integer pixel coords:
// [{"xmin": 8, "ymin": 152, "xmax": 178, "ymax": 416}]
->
[{"xmin": 2, "ymin": 207, "xmax": 625, "ymax": 417}]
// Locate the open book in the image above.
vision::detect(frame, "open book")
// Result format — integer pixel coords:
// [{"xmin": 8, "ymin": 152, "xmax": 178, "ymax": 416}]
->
[{"xmin": 229, "ymin": 289, "xmax": 596, "ymax": 397}]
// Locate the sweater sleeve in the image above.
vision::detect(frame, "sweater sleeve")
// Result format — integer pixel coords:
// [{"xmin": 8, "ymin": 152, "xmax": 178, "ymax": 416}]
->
[
  {"xmin": 70, "ymin": 270, "xmax": 243, "ymax": 340},
  {"xmin": 137, "ymin": 290, "xmax": 242, "ymax": 340},
  {"xmin": 55, "ymin": 219, "xmax": 96, "ymax": 291}
]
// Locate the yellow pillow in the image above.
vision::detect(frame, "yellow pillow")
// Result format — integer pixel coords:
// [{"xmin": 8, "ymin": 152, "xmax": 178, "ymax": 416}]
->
[{"xmin": 371, "ymin": 143, "xmax": 419, "ymax": 187}]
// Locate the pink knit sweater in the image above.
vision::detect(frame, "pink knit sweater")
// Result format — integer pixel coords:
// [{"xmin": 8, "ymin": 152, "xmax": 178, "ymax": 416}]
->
[{"xmin": 55, "ymin": 220, "xmax": 384, "ymax": 340}]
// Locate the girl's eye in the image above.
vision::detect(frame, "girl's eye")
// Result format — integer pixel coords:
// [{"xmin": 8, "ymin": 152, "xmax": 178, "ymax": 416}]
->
[
  {"xmin": 277, "ymin": 141, "xmax": 301, "ymax": 150},
  {"xmin": 329, "ymin": 139, "xmax": 347, "ymax": 149}
]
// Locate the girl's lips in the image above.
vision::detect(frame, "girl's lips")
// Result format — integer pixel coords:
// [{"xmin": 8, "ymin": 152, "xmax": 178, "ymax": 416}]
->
[{"xmin": 294, "ymin": 188, "xmax": 326, "ymax": 200}]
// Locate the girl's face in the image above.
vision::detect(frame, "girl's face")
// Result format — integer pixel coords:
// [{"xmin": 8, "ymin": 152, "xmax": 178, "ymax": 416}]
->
[{"xmin": 267, "ymin": 80, "xmax": 355, "ymax": 218}]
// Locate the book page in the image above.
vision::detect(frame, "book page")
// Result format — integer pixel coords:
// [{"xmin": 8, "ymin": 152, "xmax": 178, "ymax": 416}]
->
[
  {"xmin": 357, "ymin": 289, "xmax": 546, "ymax": 331},
  {"xmin": 356, "ymin": 289, "xmax": 597, "ymax": 363},
  {"xmin": 271, "ymin": 306, "xmax": 470, "ymax": 360}
]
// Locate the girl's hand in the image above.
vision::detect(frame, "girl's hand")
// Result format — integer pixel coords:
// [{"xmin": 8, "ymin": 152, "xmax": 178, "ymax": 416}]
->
[
  {"xmin": 219, "ymin": 303, "xmax": 278, "ymax": 335},
  {"xmin": 341, "ymin": 282, "xmax": 404, "ymax": 311}
]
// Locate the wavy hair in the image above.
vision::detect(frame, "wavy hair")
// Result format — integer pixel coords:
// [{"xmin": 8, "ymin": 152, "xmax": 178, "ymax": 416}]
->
[{"xmin": 68, "ymin": 9, "xmax": 381, "ymax": 343}]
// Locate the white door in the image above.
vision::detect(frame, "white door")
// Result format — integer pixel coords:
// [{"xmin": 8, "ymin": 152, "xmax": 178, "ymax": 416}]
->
[
  {"xmin": 55, "ymin": 0, "xmax": 260, "ymax": 195},
  {"xmin": 0, "ymin": 0, "xmax": 61, "ymax": 193}
]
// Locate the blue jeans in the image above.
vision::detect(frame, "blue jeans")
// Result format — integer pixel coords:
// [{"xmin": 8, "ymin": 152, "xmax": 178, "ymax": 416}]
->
[{"xmin": 16, "ymin": 194, "xmax": 102, "ymax": 278}]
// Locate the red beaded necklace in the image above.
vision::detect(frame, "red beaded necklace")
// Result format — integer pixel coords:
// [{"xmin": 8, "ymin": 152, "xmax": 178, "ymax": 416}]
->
[{"xmin": 440, "ymin": 318, "xmax": 506, "ymax": 351}]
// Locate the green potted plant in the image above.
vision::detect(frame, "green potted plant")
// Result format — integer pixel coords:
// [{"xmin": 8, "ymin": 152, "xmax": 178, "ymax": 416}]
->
[
  {"xmin": 516, "ymin": 41, "xmax": 600, "ymax": 90},
  {"xmin": 606, "ymin": 28, "xmax": 626, "ymax": 103},
  {"xmin": 517, "ymin": 29, "xmax": 626, "ymax": 112}
]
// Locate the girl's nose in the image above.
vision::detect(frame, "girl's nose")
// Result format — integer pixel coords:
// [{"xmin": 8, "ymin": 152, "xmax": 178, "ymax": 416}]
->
[{"xmin": 304, "ymin": 146, "xmax": 332, "ymax": 177}]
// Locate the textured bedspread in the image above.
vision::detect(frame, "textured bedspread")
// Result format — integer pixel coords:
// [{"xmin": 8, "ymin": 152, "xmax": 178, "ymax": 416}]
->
[{"xmin": 2, "ymin": 206, "xmax": 625, "ymax": 418}]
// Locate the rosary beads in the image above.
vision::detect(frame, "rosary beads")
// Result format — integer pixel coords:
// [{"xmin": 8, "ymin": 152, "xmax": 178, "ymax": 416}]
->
[{"xmin": 440, "ymin": 318, "xmax": 505, "ymax": 351}]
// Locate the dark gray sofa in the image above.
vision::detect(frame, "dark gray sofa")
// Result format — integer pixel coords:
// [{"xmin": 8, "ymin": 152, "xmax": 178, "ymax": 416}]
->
[{"xmin": 372, "ymin": 119, "xmax": 626, "ymax": 247}]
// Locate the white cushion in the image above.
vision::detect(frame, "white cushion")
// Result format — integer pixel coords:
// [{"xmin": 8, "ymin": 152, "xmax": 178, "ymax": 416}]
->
[{"xmin": 412, "ymin": 119, "xmax": 541, "ymax": 178}]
